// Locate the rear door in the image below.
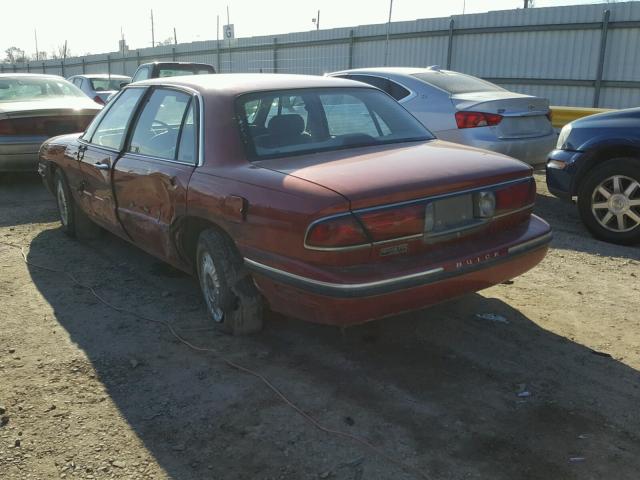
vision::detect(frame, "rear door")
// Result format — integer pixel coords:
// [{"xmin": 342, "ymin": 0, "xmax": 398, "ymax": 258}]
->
[
  {"xmin": 112, "ymin": 87, "xmax": 198, "ymax": 263},
  {"xmin": 77, "ymin": 87, "xmax": 146, "ymax": 233}
]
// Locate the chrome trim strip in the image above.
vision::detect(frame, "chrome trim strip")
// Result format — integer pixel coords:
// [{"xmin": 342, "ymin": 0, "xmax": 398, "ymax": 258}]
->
[
  {"xmin": 303, "ymin": 177, "xmax": 533, "ymax": 251},
  {"xmin": 244, "ymin": 257, "xmax": 443, "ymax": 291},
  {"xmin": 508, "ymin": 231, "xmax": 553, "ymax": 254},
  {"xmin": 246, "ymin": 230, "xmax": 551, "ymax": 297}
]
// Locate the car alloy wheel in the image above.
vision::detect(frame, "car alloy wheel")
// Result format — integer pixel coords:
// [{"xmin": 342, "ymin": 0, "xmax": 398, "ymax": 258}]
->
[
  {"xmin": 56, "ymin": 179, "xmax": 69, "ymax": 227},
  {"xmin": 199, "ymin": 251, "xmax": 225, "ymax": 323},
  {"xmin": 590, "ymin": 175, "xmax": 640, "ymax": 233}
]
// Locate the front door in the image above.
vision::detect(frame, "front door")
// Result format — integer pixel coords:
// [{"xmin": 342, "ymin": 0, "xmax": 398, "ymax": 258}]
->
[
  {"xmin": 112, "ymin": 87, "xmax": 198, "ymax": 264},
  {"xmin": 78, "ymin": 87, "xmax": 147, "ymax": 235}
]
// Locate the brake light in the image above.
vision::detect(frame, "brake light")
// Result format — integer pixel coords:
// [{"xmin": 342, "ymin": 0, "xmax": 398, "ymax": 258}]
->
[
  {"xmin": 306, "ymin": 215, "xmax": 368, "ymax": 248},
  {"xmin": 93, "ymin": 95, "xmax": 106, "ymax": 105},
  {"xmin": 357, "ymin": 204, "xmax": 425, "ymax": 242},
  {"xmin": 495, "ymin": 178, "xmax": 536, "ymax": 212},
  {"xmin": 455, "ymin": 111, "xmax": 503, "ymax": 129},
  {"xmin": 0, "ymin": 119, "xmax": 16, "ymax": 135}
]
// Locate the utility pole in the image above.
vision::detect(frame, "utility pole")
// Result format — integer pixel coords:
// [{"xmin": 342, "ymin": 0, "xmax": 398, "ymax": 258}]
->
[
  {"xmin": 174, "ymin": 27, "xmax": 178, "ymax": 45},
  {"xmin": 524, "ymin": 0, "xmax": 531, "ymax": 8},
  {"xmin": 384, "ymin": 0, "xmax": 394, "ymax": 67},
  {"xmin": 316, "ymin": 10, "xmax": 320, "ymax": 30},
  {"xmin": 34, "ymin": 29, "xmax": 39, "ymax": 61},
  {"xmin": 150, "ymin": 9, "xmax": 155, "ymax": 47}
]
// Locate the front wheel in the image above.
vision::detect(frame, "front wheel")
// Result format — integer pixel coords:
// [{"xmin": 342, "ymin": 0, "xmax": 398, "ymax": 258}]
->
[
  {"xmin": 54, "ymin": 169, "xmax": 100, "ymax": 239},
  {"xmin": 577, "ymin": 158, "xmax": 640, "ymax": 245},
  {"xmin": 196, "ymin": 229, "xmax": 263, "ymax": 335}
]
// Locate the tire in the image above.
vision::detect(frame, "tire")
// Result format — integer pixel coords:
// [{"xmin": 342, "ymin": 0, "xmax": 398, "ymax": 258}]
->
[
  {"xmin": 54, "ymin": 169, "xmax": 101, "ymax": 240},
  {"xmin": 577, "ymin": 158, "xmax": 640, "ymax": 245},
  {"xmin": 196, "ymin": 229, "xmax": 263, "ymax": 335}
]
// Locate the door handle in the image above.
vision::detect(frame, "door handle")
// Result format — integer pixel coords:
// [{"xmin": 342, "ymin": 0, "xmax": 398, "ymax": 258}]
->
[{"xmin": 94, "ymin": 162, "xmax": 110, "ymax": 170}]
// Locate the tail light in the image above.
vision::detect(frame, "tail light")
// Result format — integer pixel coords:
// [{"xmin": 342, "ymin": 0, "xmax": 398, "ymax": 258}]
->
[
  {"xmin": 0, "ymin": 115, "xmax": 94, "ymax": 136},
  {"xmin": 455, "ymin": 111, "xmax": 503, "ymax": 129},
  {"xmin": 495, "ymin": 178, "xmax": 536, "ymax": 212},
  {"xmin": 305, "ymin": 215, "xmax": 368, "ymax": 248},
  {"xmin": 0, "ymin": 119, "xmax": 17, "ymax": 135},
  {"xmin": 93, "ymin": 95, "xmax": 106, "ymax": 105},
  {"xmin": 357, "ymin": 204, "xmax": 425, "ymax": 242}
]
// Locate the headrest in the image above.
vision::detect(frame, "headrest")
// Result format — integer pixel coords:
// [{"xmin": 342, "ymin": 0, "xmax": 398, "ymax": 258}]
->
[{"xmin": 268, "ymin": 114, "xmax": 305, "ymax": 136}]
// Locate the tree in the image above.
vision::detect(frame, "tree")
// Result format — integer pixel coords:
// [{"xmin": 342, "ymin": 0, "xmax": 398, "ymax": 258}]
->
[
  {"xmin": 51, "ymin": 43, "xmax": 70, "ymax": 60},
  {"xmin": 158, "ymin": 37, "xmax": 175, "ymax": 46},
  {"xmin": 32, "ymin": 51, "xmax": 48, "ymax": 61},
  {"xmin": 4, "ymin": 47, "xmax": 26, "ymax": 63}
]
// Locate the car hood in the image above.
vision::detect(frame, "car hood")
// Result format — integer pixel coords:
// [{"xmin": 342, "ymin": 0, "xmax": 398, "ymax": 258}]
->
[
  {"xmin": 258, "ymin": 140, "xmax": 532, "ymax": 209},
  {"xmin": 571, "ymin": 107, "xmax": 640, "ymax": 127},
  {"xmin": 0, "ymin": 97, "xmax": 102, "ymax": 117}
]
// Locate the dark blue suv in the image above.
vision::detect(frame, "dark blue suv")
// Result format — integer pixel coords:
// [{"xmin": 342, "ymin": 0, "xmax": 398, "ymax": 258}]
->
[{"xmin": 547, "ymin": 108, "xmax": 640, "ymax": 245}]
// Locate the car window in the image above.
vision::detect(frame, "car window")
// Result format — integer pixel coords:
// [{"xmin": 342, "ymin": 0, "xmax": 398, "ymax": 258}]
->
[
  {"xmin": 237, "ymin": 87, "xmax": 431, "ymax": 160},
  {"xmin": 158, "ymin": 68, "xmax": 213, "ymax": 77},
  {"xmin": 128, "ymin": 88, "xmax": 192, "ymax": 161},
  {"xmin": 87, "ymin": 88, "xmax": 145, "ymax": 149},
  {"xmin": 90, "ymin": 78, "xmax": 126, "ymax": 91},
  {"xmin": 0, "ymin": 76, "xmax": 86, "ymax": 102},
  {"xmin": 132, "ymin": 66, "xmax": 150, "ymax": 82},
  {"xmin": 412, "ymin": 71, "xmax": 505, "ymax": 94},
  {"xmin": 343, "ymin": 75, "xmax": 410, "ymax": 101},
  {"xmin": 177, "ymin": 101, "xmax": 197, "ymax": 164}
]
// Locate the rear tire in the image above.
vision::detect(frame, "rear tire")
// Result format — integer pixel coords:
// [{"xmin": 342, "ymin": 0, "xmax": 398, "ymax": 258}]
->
[
  {"xmin": 54, "ymin": 169, "xmax": 100, "ymax": 240},
  {"xmin": 577, "ymin": 158, "xmax": 640, "ymax": 245},
  {"xmin": 196, "ymin": 229, "xmax": 263, "ymax": 335}
]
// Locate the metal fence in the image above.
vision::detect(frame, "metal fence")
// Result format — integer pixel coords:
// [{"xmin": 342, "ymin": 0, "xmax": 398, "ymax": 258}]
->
[{"xmin": 3, "ymin": 1, "xmax": 640, "ymax": 109}]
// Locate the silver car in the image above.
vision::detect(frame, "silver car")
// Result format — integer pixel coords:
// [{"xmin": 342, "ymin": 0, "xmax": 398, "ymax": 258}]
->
[
  {"xmin": 328, "ymin": 67, "xmax": 556, "ymax": 165},
  {"xmin": 0, "ymin": 74, "xmax": 101, "ymax": 172},
  {"xmin": 68, "ymin": 74, "xmax": 131, "ymax": 105}
]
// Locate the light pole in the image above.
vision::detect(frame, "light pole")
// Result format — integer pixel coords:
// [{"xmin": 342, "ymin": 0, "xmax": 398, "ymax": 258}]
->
[{"xmin": 384, "ymin": 0, "xmax": 394, "ymax": 67}]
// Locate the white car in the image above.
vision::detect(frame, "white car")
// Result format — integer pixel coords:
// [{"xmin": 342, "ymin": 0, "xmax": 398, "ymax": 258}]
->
[
  {"xmin": 68, "ymin": 74, "xmax": 131, "ymax": 105},
  {"xmin": 328, "ymin": 67, "xmax": 557, "ymax": 165}
]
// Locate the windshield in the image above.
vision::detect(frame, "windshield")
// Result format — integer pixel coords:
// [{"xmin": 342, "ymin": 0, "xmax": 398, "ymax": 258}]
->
[
  {"xmin": 237, "ymin": 87, "xmax": 432, "ymax": 160},
  {"xmin": 0, "ymin": 76, "xmax": 86, "ymax": 102},
  {"xmin": 412, "ymin": 71, "xmax": 505, "ymax": 95},
  {"xmin": 90, "ymin": 78, "xmax": 129, "ymax": 91}
]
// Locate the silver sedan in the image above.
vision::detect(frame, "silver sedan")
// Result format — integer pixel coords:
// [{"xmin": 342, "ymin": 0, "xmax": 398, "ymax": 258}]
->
[
  {"xmin": 0, "ymin": 74, "xmax": 101, "ymax": 172},
  {"xmin": 328, "ymin": 67, "xmax": 557, "ymax": 165}
]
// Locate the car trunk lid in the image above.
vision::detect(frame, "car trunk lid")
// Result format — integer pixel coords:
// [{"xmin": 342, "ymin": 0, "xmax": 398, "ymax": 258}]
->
[
  {"xmin": 452, "ymin": 91, "xmax": 552, "ymax": 139},
  {"xmin": 258, "ymin": 140, "xmax": 532, "ymax": 211}
]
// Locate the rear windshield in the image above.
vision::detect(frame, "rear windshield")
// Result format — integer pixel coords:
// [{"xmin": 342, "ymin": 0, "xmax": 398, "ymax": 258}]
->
[
  {"xmin": 0, "ymin": 77, "xmax": 86, "ymax": 102},
  {"xmin": 158, "ymin": 68, "xmax": 213, "ymax": 78},
  {"xmin": 237, "ymin": 87, "xmax": 432, "ymax": 160},
  {"xmin": 90, "ymin": 78, "xmax": 128, "ymax": 91},
  {"xmin": 412, "ymin": 71, "xmax": 505, "ymax": 95}
]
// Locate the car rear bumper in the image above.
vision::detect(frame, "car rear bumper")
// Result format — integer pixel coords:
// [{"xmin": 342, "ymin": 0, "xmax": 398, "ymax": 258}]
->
[
  {"xmin": 437, "ymin": 128, "xmax": 557, "ymax": 166},
  {"xmin": 245, "ymin": 215, "xmax": 551, "ymax": 325},
  {"xmin": 546, "ymin": 149, "xmax": 586, "ymax": 199},
  {"xmin": 0, "ymin": 137, "xmax": 48, "ymax": 172}
]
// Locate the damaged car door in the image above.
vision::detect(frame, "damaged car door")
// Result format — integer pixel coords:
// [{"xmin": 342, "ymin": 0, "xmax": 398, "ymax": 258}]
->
[{"xmin": 112, "ymin": 87, "xmax": 198, "ymax": 263}]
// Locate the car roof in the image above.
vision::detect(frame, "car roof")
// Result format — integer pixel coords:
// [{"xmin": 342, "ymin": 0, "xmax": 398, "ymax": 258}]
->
[
  {"xmin": 330, "ymin": 67, "xmax": 450, "ymax": 76},
  {"xmin": 0, "ymin": 73, "xmax": 64, "ymax": 79},
  {"xmin": 70, "ymin": 74, "xmax": 130, "ymax": 79},
  {"xmin": 133, "ymin": 73, "xmax": 373, "ymax": 96},
  {"xmin": 139, "ymin": 61, "xmax": 214, "ymax": 67}
]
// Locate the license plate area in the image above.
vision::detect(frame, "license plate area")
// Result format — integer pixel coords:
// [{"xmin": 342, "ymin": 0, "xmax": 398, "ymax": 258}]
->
[{"xmin": 424, "ymin": 193, "xmax": 484, "ymax": 240}]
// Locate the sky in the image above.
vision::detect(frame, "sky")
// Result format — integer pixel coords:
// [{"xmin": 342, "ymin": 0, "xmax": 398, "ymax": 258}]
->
[{"xmin": 1, "ymin": 0, "xmax": 619, "ymax": 60}]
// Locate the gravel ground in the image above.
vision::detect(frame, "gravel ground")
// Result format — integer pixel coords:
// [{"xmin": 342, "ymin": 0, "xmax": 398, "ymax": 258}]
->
[{"xmin": 0, "ymin": 171, "xmax": 639, "ymax": 480}]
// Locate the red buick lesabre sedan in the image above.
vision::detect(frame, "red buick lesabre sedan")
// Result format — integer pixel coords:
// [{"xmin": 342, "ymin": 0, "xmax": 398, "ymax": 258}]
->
[{"xmin": 38, "ymin": 74, "xmax": 551, "ymax": 334}]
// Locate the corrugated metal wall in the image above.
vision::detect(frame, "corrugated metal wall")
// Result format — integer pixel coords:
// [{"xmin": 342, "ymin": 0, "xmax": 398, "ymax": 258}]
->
[{"xmin": 3, "ymin": 1, "xmax": 640, "ymax": 108}]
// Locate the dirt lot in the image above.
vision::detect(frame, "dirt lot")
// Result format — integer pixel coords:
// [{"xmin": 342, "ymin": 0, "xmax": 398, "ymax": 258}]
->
[{"xmin": 0, "ymin": 172, "xmax": 639, "ymax": 480}]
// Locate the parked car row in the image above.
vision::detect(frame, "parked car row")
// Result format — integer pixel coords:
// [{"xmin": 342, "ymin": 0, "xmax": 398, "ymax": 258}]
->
[{"xmin": 0, "ymin": 62, "xmax": 637, "ymax": 334}]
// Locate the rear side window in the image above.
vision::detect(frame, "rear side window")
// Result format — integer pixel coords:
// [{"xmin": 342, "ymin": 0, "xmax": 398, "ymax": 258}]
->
[
  {"xmin": 86, "ymin": 88, "xmax": 145, "ymax": 149},
  {"xmin": 412, "ymin": 71, "xmax": 505, "ymax": 94},
  {"xmin": 128, "ymin": 88, "xmax": 194, "ymax": 162},
  {"xmin": 346, "ymin": 75, "xmax": 410, "ymax": 101}
]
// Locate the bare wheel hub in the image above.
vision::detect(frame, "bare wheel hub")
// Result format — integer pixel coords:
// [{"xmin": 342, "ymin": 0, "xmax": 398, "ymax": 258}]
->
[
  {"xmin": 200, "ymin": 252, "xmax": 224, "ymax": 323},
  {"xmin": 591, "ymin": 174, "xmax": 640, "ymax": 233}
]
